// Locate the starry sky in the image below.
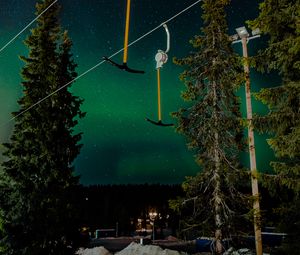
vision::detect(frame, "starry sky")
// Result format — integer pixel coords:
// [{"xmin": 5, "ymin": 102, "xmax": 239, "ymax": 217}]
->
[{"xmin": 0, "ymin": 0, "xmax": 277, "ymax": 185}]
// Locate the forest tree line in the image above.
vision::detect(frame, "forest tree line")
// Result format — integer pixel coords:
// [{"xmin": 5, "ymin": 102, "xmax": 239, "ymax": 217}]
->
[{"xmin": 78, "ymin": 184, "xmax": 183, "ymax": 236}]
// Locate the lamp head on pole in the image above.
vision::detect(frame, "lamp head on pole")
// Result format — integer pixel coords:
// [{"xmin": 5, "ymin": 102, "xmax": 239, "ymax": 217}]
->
[
  {"xmin": 149, "ymin": 211, "xmax": 158, "ymax": 219},
  {"xmin": 251, "ymin": 28, "xmax": 261, "ymax": 36},
  {"xmin": 236, "ymin": 26, "xmax": 249, "ymax": 39},
  {"xmin": 231, "ymin": 26, "xmax": 261, "ymax": 45}
]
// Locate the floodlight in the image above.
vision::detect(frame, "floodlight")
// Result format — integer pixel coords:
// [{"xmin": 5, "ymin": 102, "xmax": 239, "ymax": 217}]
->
[
  {"xmin": 252, "ymin": 28, "xmax": 261, "ymax": 36},
  {"xmin": 236, "ymin": 26, "xmax": 249, "ymax": 38}
]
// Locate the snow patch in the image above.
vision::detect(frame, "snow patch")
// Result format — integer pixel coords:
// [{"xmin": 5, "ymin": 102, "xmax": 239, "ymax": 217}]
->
[
  {"xmin": 75, "ymin": 242, "xmax": 184, "ymax": 255},
  {"xmin": 115, "ymin": 242, "xmax": 185, "ymax": 255},
  {"xmin": 223, "ymin": 247, "xmax": 270, "ymax": 255},
  {"xmin": 75, "ymin": 246, "xmax": 112, "ymax": 255}
]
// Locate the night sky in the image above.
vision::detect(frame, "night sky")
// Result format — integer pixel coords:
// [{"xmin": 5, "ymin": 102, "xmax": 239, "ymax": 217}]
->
[{"xmin": 0, "ymin": 0, "xmax": 277, "ymax": 185}]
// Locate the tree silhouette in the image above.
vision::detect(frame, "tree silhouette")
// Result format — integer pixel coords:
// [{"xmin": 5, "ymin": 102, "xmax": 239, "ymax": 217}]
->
[
  {"xmin": 249, "ymin": 0, "xmax": 300, "ymax": 253},
  {"xmin": 171, "ymin": 0, "xmax": 248, "ymax": 253},
  {"xmin": 0, "ymin": 1, "xmax": 84, "ymax": 254}
]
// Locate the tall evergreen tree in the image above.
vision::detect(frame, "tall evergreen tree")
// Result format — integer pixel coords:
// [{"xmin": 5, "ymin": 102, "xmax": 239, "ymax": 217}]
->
[
  {"xmin": 171, "ymin": 0, "xmax": 246, "ymax": 253},
  {"xmin": 249, "ymin": 0, "xmax": 300, "ymax": 253},
  {"xmin": 0, "ymin": 0, "xmax": 85, "ymax": 254},
  {"xmin": 249, "ymin": 0, "xmax": 300, "ymax": 193}
]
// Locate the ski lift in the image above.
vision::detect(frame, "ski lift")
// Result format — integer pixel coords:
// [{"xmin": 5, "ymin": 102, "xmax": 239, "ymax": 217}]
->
[
  {"xmin": 146, "ymin": 24, "xmax": 174, "ymax": 127},
  {"xmin": 103, "ymin": 0, "xmax": 144, "ymax": 74}
]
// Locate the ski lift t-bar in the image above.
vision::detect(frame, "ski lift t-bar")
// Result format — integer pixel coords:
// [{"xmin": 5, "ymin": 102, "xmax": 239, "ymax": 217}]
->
[{"xmin": 146, "ymin": 23, "xmax": 174, "ymax": 127}]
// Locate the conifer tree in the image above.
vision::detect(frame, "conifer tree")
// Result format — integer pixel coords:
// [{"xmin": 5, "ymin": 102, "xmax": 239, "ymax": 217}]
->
[
  {"xmin": 249, "ymin": 0, "xmax": 300, "ymax": 193},
  {"xmin": 0, "ymin": 0, "xmax": 85, "ymax": 254},
  {"xmin": 249, "ymin": 0, "xmax": 300, "ymax": 253},
  {"xmin": 172, "ymin": 0, "xmax": 246, "ymax": 253}
]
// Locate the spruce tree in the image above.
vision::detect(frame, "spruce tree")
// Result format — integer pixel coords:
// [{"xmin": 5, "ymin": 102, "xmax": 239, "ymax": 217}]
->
[
  {"xmin": 249, "ymin": 0, "xmax": 300, "ymax": 193},
  {"xmin": 249, "ymin": 0, "xmax": 300, "ymax": 253},
  {"xmin": 172, "ymin": 0, "xmax": 246, "ymax": 253},
  {"xmin": 0, "ymin": 0, "xmax": 85, "ymax": 254}
]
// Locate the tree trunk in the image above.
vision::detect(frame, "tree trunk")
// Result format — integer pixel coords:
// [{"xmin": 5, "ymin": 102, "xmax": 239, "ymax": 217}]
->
[{"xmin": 212, "ymin": 80, "xmax": 223, "ymax": 255}]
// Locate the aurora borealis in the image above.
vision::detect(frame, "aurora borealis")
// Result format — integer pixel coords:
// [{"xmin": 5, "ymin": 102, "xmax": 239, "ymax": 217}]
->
[{"xmin": 0, "ymin": 0, "xmax": 276, "ymax": 185}]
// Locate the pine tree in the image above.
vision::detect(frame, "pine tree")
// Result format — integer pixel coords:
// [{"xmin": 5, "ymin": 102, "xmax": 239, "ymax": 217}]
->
[
  {"xmin": 0, "ymin": 0, "xmax": 85, "ymax": 254},
  {"xmin": 171, "ymin": 0, "xmax": 247, "ymax": 253},
  {"xmin": 249, "ymin": 0, "xmax": 300, "ymax": 253},
  {"xmin": 249, "ymin": 0, "xmax": 300, "ymax": 193}
]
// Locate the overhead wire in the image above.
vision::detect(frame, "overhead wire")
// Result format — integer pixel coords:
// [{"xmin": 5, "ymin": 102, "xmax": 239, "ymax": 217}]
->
[
  {"xmin": 0, "ymin": 0, "xmax": 58, "ymax": 54},
  {"xmin": 1, "ymin": 0, "xmax": 203, "ymax": 127}
]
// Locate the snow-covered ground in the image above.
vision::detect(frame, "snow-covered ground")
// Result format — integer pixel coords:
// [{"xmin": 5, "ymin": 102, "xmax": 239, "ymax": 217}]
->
[
  {"xmin": 76, "ymin": 246, "xmax": 111, "ymax": 255},
  {"xmin": 75, "ymin": 242, "xmax": 270, "ymax": 255},
  {"xmin": 115, "ymin": 242, "xmax": 187, "ymax": 255},
  {"xmin": 76, "ymin": 242, "xmax": 187, "ymax": 255}
]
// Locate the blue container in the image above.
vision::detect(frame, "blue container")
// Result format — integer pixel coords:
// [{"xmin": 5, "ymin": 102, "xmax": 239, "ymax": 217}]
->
[{"xmin": 196, "ymin": 238, "xmax": 212, "ymax": 252}]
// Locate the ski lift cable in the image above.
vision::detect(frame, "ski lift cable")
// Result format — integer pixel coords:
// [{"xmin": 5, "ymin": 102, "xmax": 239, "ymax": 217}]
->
[
  {"xmin": 127, "ymin": 0, "xmax": 203, "ymax": 49},
  {"xmin": 1, "ymin": 0, "xmax": 203, "ymax": 127},
  {"xmin": 0, "ymin": 0, "xmax": 58, "ymax": 54}
]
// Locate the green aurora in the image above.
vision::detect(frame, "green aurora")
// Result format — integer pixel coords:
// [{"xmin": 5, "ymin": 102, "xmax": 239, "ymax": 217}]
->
[{"xmin": 0, "ymin": 0, "xmax": 277, "ymax": 184}]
